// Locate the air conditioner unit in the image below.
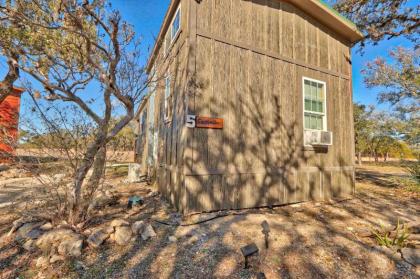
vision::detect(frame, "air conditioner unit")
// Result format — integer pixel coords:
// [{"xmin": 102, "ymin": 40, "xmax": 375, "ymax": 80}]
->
[{"xmin": 304, "ymin": 130, "xmax": 333, "ymax": 146}]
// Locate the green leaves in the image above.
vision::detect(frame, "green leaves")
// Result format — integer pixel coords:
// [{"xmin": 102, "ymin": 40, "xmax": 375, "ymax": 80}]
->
[
  {"xmin": 372, "ymin": 220, "xmax": 411, "ymax": 251},
  {"xmin": 333, "ymin": 0, "xmax": 419, "ymax": 47}
]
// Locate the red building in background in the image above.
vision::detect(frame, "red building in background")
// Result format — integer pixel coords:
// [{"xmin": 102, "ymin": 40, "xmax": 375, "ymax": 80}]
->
[{"xmin": 0, "ymin": 86, "xmax": 24, "ymax": 163}]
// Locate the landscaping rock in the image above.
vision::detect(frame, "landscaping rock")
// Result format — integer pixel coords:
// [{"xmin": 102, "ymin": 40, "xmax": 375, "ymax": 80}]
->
[
  {"xmin": 141, "ymin": 225, "xmax": 156, "ymax": 240},
  {"xmin": 105, "ymin": 226, "xmax": 115, "ymax": 234},
  {"xmin": 22, "ymin": 239, "xmax": 36, "ymax": 251},
  {"xmin": 36, "ymin": 256, "xmax": 49, "ymax": 269},
  {"xmin": 25, "ymin": 228, "xmax": 44, "ymax": 240},
  {"xmin": 110, "ymin": 219, "xmax": 130, "ymax": 228},
  {"xmin": 36, "ymin": 229, "xmax": 81, "ymax": 252},
  {"xmin": 8, "ymin": 217, "xmax": 29, "ymax": 236},
  {"xmin": 58, "ymin": 239, "xmax": 83, "ymax": 257},
  {"xmin": 50, "ymin": 254, "xmax": 65, "ymax": 264},
  {"xmin": 115, "ymin": 226, "xmax": 132, "ymax": 245},
  {"xmin": 109, "ymin": 233, "xmax": 116, "ymax": 243},
  {"xmin": 87, "ymin": 229, "xmax": 110, "ymax": 248},
  {"xmin": 40, "ymin": 222, "xmax": 53, "ymax": 231},
  {"xmin": 131, "ymin": 221, "xmax": 145, "ymax": 235},
  {"xmin": 16, "ymin": 222, "xmax": 44, "ymax": 240}
]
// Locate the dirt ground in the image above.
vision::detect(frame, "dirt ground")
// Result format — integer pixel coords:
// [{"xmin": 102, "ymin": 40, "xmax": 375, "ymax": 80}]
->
[{"xmin": 0, "ymin": 162, "xmax": 419, "ymax": 279}]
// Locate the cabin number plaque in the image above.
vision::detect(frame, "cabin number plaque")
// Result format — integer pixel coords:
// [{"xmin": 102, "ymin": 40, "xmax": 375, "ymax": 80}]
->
[{"xmin": 186, "ymin": 115, "xmax": 224, "ymax": 129}]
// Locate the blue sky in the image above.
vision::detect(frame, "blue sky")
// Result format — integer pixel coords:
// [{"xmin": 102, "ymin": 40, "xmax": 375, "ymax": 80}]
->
[{"xmin": 6, "ymin": 0, "xmax": 412, "ymax": 120}]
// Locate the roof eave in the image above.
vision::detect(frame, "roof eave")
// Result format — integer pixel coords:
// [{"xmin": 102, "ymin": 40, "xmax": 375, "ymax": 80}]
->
[
  {"xmin": 289, "ymin": 0, "xmax": 364, "ymax": 44},
  {"xmin": 146, "ymin": 0, "xmax": 364, "ymax": 73}
]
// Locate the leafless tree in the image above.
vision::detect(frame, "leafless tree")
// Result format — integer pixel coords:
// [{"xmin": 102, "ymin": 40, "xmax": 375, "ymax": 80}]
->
[{"xmin": 0, "ymin": 0, "xmax": 166, "ymax": 224}]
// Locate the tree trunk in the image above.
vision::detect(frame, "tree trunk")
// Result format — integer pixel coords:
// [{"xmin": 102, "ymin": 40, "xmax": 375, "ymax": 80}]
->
[
  {"xmin": 81, "ymin": 146, "xmax": 107, "ymax": 220},
  {"xmin": 69, "ymin": 135, "xmax": 106, "ymax": 224},
  {"xmin": 357, "ymin": 152, "xmax": 362, "ymax": 166}
]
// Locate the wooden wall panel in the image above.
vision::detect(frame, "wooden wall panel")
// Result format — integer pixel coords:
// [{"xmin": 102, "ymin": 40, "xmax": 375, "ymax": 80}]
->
[
  {"xmin": 319, "ymin": 24, "xmax": 330, "ymax": 70},
  {"xmin": 306, "ymin": 17, "xmax": 319, "ymax": 66},
  {"xmin": 267, "ymin": 0, "xmax": 280, "ymax": 54},
  {"xmin": 252, "ymin": 0, "xmax": 268, "ymax": 50},
  {"xmin": 213, "ymin": 0, "xmax": 232, "ymax": 38},
  {"xmin": 185, "ymin": 175, "xmax": 224, "ymax": 212},
  {"xmin": 328, "ymin": 32, "xmax": 339, "ymax": 73},
  {"xmin": 309, "ymin": 172, "xmax": 322, "ymax": 201},
  {"xmin": 322, "ymin": 171, "xmax": 333, "ymax": 200},
  {"xmin": 281, "ymin": 2, "xmax": 294, "ymax": 59},
  {"xmin": 163, "ymin": 0, "xmax": 356, "ymax": 213},
  {"xmin": 208, "ymin": 41, "xmax": 230, "ymax": 170},
  {"xmin": 192, "ymin": 36, "xmax": 212, "ymax": 173},
  {"xmin": 197, "ymin": 0, "xmax": 212, "ymax": 34},
  {"xmin": 294, "ymin": 8, "xmax": 306, "ymax": 62},
  {"xmin": 228, "ymin": 47, "xmax": 249, "ymax": 172}
]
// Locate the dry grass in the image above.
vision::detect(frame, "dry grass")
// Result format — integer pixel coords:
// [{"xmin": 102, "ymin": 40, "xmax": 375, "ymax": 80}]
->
[{"xmin": 1, "ymin": 162, "xmax": 419, "ymax": 279}]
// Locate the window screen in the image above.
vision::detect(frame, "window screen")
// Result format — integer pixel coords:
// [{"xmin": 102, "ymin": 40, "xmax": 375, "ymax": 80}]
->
[{"xmin": 304, "ymin": 79, "xmax": 326, "ymax": 131}]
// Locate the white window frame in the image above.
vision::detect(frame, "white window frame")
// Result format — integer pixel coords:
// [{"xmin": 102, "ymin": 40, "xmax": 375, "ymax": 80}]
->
[
  {"xmin": 302, "ymin": 77, "xmax": 327, "ymax": 132},
  {"xmin": 164, "ymin": 73, "xmax": 171, "ymax": 121},
  {"xmin": 164, "ymin": 4, "xmax": 181, "ymax": 56},
  {"xmin": 171, "ymin": 6, "xmax": 181, "ymax": 42}
]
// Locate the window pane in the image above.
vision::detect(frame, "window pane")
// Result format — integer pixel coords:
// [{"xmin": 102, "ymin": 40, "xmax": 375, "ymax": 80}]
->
[
  {"xmin": 318, "ymin": 101, "xmax": 324, "ymax": 112},
  {"xmin": 304, "ymin": 80, "xmax": 311, "ymax": 99},
  {"xmin": 310, "ymin": 82, "xmax": 316, "ymax": 100},
  {"xmin": 172, "ymin": 10, "xmax": 180, "ymax": 38},
  {"xmin": 310, "ymin": 82, "xmax": 315, "ymax": 100},
  {"xmin": 319, "ymin": 102, "xmax": 324, "ymax": 113},
  {"xmin": 317, "ymin": 116, "xmax": 322, "ymax": 130},
  {"xmin": 305, "ymin": 114, "xmax": 310, "ymax": 129},
  {"xmin": 311, "ymin": 115, "xmax": 316, "ymax": 130},
  {"xmin": 305, "ymin": 99, "xmax": 311, "ymax": 111}
]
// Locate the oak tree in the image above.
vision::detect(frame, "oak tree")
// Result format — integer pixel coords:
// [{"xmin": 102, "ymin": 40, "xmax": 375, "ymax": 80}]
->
[
  {"xmin": 0, "ymin": 0, "xmax": 162, "ymax": 224},
  {"xmin": 333, "ymin": 0, "xmax": 419, "ymax": 47}
]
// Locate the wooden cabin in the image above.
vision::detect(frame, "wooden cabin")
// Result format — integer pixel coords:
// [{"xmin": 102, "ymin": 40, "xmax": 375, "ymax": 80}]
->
[
  {"xmin": 135, "ymin": 0, "xmax": 363, "ymax": 213},
  {"xmin": 0, "ymin": 86, "xmax": 24, "ymax": 162}
]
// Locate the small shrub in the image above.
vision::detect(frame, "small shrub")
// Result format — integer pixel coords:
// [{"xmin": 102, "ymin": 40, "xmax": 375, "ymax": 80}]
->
[
  {"xmin": 391, "ymin": 176, "xmax": 420, "ymax": 193},
  {"xmin": 372, "ymin": 220, "xmax": 410, "ymax": 251},
  {"xmin": 402, "ymin": 159, "xmax": 420, "ymax": 181}
]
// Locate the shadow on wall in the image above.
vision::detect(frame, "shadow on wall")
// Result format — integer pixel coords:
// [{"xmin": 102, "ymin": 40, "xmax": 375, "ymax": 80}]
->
[{"xmin": 179, "ymin": 65, "xmax": 353, "ymax": 213}]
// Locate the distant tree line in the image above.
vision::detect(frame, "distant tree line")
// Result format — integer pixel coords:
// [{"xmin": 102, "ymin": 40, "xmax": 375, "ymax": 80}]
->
[{"xmin": 354, "ymin": 103, "xmax": 416, "ymax": 164}]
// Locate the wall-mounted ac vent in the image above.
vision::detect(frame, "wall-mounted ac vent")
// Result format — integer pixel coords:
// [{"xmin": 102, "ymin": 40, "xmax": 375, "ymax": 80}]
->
[{"xmin": 304, "ymin": 130, "xmax": 333, "ymax": 146}]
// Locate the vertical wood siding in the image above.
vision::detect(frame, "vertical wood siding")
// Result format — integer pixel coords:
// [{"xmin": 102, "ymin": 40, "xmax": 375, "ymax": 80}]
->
[
  {"xmin": 181, "ymin": 0, "xmax": 354, "ymax": 213},
  {"xmin": 143, "ymin": 0, "xmax": 355, "ymax": 213}
]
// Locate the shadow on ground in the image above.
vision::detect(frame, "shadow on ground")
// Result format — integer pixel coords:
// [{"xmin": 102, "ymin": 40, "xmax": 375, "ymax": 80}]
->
[{"xmin": 76, "ymin": 177, "xmax": 418, "ymax": 279}]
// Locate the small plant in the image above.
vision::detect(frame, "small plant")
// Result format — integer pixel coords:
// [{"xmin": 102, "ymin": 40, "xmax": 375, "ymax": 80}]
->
[
  {"xmin": 372, "ymin": 220, "xmax": 410, "ymax": 251},
  {"xmin": 403, "ymin": 159, "xmax": 420, "ymax": 182},
  {"xmin": 391, "ymin": 176, "xmax": 420, "ymax": 193}
]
